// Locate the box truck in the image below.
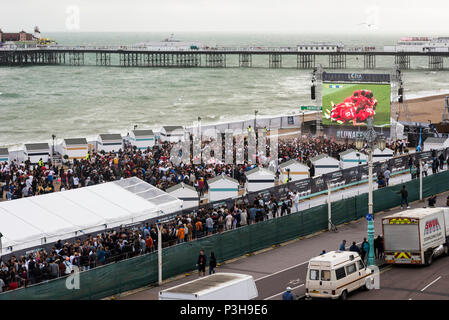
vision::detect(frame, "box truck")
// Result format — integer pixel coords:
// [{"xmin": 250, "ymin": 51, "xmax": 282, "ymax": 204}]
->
[
  {"xmin": 382, "ymin": 208, "xmax": 449, "ymax": 265},
  {"xmin": 158, "ymin": 273, "xmax": 258, "ymax": 300}
]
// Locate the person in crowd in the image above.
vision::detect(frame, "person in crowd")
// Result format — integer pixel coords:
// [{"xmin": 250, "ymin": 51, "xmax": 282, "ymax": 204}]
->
[
  {"xmin": 360, "ymin": 238, "xmax": 368, "ymax": 262},
  {"xmin": 383, "ymin": 168, "xmax": 391, "ymax": 186},
  {"xmin": 339, "ymin": 240, "xmax": 347, "ymax": 251},
  {"xmin": 209, "ymin": 252, "xmax": 217, "ymax": 275},
  {"xmin": 428, "ymin": 195, "xmax": 437, "ymax": 207},
  {"xmin": 282, "ymin": 287, "xmax": 295, "ymax": 300},
  {"xmin": 197, "ymin": 249, "xmax": 207, "ymax": 277},
  {"xmin": 362, "ymin": 239, "xmax": 370, "ymax": 262},
  {"xmin": 397, "ymin": 185, "xmax": 410, "ymax": 209},
  {"xmin": 423, "ymin": 161, "xmax": 428, "ymax": 177},
  {"xmin": 349, "ymin": 241, "xmax": 361, "ymax": 254}
]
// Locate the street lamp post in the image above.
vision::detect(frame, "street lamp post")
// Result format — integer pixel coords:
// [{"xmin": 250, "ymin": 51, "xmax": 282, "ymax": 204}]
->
[
  {"xmin": 156, "ymin": 221, "xmax": 163, "ymax": 286},
  {"xmin": 198, "ymin": 116, "xmax": 202, "ymax": 164},
  {"xmin": 355, "ymin": 118, "xmax": 386, "ymax": 267},
  {"xmin": 254, "ymin": 110, "xmax": 258, "ymax": 130}
]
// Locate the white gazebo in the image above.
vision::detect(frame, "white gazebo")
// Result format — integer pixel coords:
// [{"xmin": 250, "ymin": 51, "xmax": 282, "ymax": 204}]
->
[
  {"xmin": 160, "ymin": 126, "xmax": 185, "ymax": 143},
  {"xmin": 310, "ymin": 154, "xmax": 340, "ymax": 176},
  {"xmin": 423, "ymin": 137, "xmax": 449, "ymax": 152},
  {"xmin": 129, "ymin": 129, "xmax": 155, "ymax": 150},
  {"xmin": 24, "ymin": 143, "xmax": 50, "ymax": 164},
  {"xmin": 372, "ymin": 147, "xmax": 394, "ymax": 163},
  {"xmin": 279, "ymin": 159, "xmax": 309, "ymax": 182},
  {"xmin": 166, "ymin": 183, "xmax": 199, "ymax": 209},
  {"xmin": 98, "ymin": 134, "xmax": 123, "ymax": 153},
  {"xmin": 339, "ymin": 149, "xmax": 368, "ymax": 169},
  {"xmin": 207, "ymin": 175, "xmax": 240, "ymax": 202},
  {"xmin": 62, "ymin": 138, "xmax": 88, "ymax": 161},
  {"xmin": 0, "ymin": 148, "xmax": 8, "ymax": 163},
  {"xmin": 245, "ymin": 167, "xmax": 276, "ymax": 192}
]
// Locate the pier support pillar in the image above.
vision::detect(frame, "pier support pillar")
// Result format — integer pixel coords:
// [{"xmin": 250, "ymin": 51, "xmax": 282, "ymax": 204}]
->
[
  {"xmin": 363, "ymin": 54, "xmax": 376, "ymax": 69},
  {"xmin": 205, "ymin": 54, "xmax": 226, "ymax": 68},
  {"xmin": 428, "ymin": 55, "xmax": 443, "ymax": 70},
  {"xmin": 68, "ymin": 52, "xmax": 84, "ymax": 66},
  {"xmin": 239, "ymin": 53, "xmax": 252, "ymax": 67},
  {"xmin": 297, "ymin": 54, "xmax": 315, "ymax": 69},
  {"xmin": 175, "ymin": 53, "xmax": 201, "ymax": 67},
  {"xmin": 395, "ymin": 54, "xmax": 410, "ymax": 70},
  {"xmin": 96, "ymin": 52, "xmax": 111, "ymax": 66},
  {"xmin": 328, "ymin": 54, "xmax": 346, "ymax": 69},
  {"xmin": 269, "ymin": 54, "xmax": 282, "ymax": 68}
]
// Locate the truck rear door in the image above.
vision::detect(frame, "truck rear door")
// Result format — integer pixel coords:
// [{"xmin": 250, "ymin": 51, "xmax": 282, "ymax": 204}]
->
[{"xmin": 383, "ymin": 218, "xmax": 421, "ymax": 264}]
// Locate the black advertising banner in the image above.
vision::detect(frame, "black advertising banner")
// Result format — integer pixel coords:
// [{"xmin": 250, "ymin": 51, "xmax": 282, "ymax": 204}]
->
[
  {"xmin": 343, "ymin": 166, "xmax": 361, "ymax": 185},
  {"xmin": 324, "ymin": 170, "xmax": 345, "ymax": 188},
  {"xmin": 323, "ymin": 125, "xmax": 391, "ymax": 140},
  {"xmin": 291, "ymin": 178, "xmax": 312, "ymax": 194},
  {"xmin": 416, "ymin": 151, "xmax": 433, "ymax": 163},
  {"xmin": 390, "ymin": 155, "xmax": 408, "ymax": 172},
  {"xmin": 322, "ymin": 72, "xmax": 391, "ymax": 83},
  {"xmin": 311, "ymin": 175, "xmax": 327, "ymax": 194},
  {"xmin": 256, "ymin": 188, "xmax": 275, "ymax": 202},
  {"xmin": 274, "ymin": 184, "xmax": 290, "ymax": 200}
]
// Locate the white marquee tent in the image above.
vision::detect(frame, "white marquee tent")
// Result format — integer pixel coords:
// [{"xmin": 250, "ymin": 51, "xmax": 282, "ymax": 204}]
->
[{"xmin": 0, "ymin": 177, "xmax": 182, "ymax": 255}]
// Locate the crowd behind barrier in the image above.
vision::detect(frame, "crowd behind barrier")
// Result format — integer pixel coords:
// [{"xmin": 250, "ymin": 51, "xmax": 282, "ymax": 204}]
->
[{"xmin": 0, "ymin": 132, "xmax": 446, "ymax": 290}]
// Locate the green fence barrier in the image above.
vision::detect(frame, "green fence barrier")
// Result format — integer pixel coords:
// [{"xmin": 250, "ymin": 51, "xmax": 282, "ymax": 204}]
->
[{"xmin": 2, "ymin": 171, "xmax": 449, "ymax": 300}]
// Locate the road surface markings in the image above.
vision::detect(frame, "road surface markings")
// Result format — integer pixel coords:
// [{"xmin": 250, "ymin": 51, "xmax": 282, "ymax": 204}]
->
[
  {"xmin": 421, "ymin": 276, "xmax": 442, "ymax": 292},
  {"xmin": 264, "ymin": 284, "xmax": 305, "ymax": 300},
  {"xmin": 255, "ymin": 242, "xmax": 363, "ymax": 282},
  {"xmin": 255, "ymin": 261, "xmax": 308, "ymax": 282}
]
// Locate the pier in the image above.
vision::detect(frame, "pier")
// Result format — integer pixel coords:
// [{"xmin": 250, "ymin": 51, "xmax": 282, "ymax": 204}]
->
[{"xmin": 1, "ymin": 46, "xmax": 449, "ymax": 69}]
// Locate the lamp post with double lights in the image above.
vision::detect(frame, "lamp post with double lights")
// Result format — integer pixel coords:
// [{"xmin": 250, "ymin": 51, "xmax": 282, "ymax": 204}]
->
[{"xmin": 355, "ymin": 117, "xmax": 386, "ymax": 267}]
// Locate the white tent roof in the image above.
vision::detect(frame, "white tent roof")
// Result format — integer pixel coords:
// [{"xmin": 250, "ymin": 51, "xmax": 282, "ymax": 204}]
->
[{"xmin": 0, "ymin": 177, "xmax": 182, "ymax": 255}]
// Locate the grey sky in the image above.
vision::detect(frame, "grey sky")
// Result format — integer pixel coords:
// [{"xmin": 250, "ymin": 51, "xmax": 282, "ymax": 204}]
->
[{"xmin": 1, "ymin": 0, "xmax": 449, "ymax": 34}]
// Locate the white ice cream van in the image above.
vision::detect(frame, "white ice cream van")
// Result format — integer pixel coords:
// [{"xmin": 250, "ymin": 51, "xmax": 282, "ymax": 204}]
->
[{"xmin": 305, "ymin": 251, "xmax": 374, "ymax": 300}]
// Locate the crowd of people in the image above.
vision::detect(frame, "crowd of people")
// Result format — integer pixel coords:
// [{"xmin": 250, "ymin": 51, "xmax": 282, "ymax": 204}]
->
[
  {"xmin": 337, "ymin": 236, "xmax": 385, "ymax": 262},
  {"xmin": 0, "ymin": 135, "xmax": 364, "ymax": 201}
]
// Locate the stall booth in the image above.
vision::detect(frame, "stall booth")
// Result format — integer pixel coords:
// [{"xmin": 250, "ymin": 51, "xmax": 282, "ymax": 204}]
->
[
  {"xmin": 279, "ymin": 159, "xmax": 309, "ymax": 182},
  {"xmin": 24, "ymin": 143, "xmax": 50, "ymax": 164},
  {"xmin": 98, "ymin": 134, "xmax": 123, "ymax": 153},
  {"xmin": 129, "ymin": 129, "xmax": 155, "ymax": 150},
  {"xmin": 166, "ymin": 183, "xmax": 199, "ymax": 209},
  {"xmin": 245, "ymin": 167, "xmax": 276, "ymax": 192},
  {"xmin": 310, "ymin": 154, "xmax": 340, "ymax": 176},
  {"xmin": 208, "ymin": 175, "xmax": 240, "ymax": 202},
  {"xmin": 339, "ymin": 149, "xmax": 368, "ymax": 169},
  {"xmin": 423, "ymin": 137, "xmax": 449, "ymax": 152},
  {"xmin": 0, "ymin": 148, "xmax": 8, "ymax": 163},
  {"xmin": 372, "ymin": 147, "xmax": 394, "ymax": 163},
  {"xmin": 62, "ymin": 138, "xmax": 88, "ymax": 161},
  {"xmin": 160, "ymin": 126, "xmax": 185, "ymax": 143}
]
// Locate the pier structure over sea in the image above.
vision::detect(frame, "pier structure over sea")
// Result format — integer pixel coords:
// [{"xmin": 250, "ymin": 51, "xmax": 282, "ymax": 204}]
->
[{"xmin": 0, "ymin": 46, "xmax": 448, "ymax": 70}]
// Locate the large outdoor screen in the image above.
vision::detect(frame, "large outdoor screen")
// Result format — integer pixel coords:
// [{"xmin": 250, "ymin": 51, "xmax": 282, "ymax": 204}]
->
[{"xmin": 322, "ymin": 83, "xmax": 391, "ymax": 127}]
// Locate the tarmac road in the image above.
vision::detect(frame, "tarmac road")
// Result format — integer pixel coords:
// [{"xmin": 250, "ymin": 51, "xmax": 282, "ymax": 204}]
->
[{"xmin": 350, "ymin": 256, "xmax": 449, "ymax": 300}]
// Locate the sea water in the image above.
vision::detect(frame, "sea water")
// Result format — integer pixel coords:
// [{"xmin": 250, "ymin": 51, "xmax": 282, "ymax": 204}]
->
[{"xmin": 1, "ymin": 32, "xmax": 449, "ymax": 148}]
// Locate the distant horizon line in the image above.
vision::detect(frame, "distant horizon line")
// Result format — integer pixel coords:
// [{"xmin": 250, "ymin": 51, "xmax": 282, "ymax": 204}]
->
[{"xmin": 3, "ymin": 29, "xmax": 448, "ymax": 37}]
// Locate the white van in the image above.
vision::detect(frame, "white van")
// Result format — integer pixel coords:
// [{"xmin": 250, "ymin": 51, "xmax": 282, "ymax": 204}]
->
[
  {"xmin": 159, "ymin": 273, "xmax": 258, "ymax": 300},
  {"xmin": 305, "ymin": 251, "xmax": 374, "ymax": 300}
]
